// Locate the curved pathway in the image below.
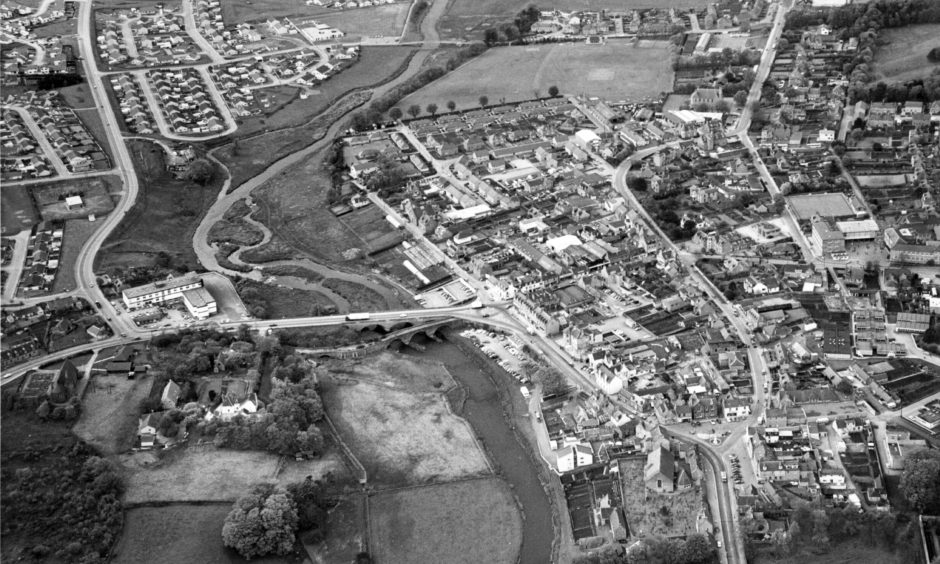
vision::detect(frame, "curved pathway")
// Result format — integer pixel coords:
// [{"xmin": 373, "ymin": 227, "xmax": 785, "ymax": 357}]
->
[{"xmin": 192, "ymin": 0, "xmax": 448, "ymax": 310}]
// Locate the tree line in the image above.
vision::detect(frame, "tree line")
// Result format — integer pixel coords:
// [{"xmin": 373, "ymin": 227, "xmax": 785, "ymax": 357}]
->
[{"xmin": 573, "ymin": 533, "xmax": 717, "ymax": 564}]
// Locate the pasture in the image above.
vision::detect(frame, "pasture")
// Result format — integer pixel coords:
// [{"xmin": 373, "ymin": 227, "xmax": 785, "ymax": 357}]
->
[
  {"xmin": 396, "ymin": 40, "xmax": 674, "ymax": 112},
  {"xmin": 872, "ymin": 24, "xmax": 940, "ymax": 82},
  {"xmin": 321, "ymin": 377, "xmax": 491, "ymax": 485},
  {"xmin": 112, "ymin": 504, "xmax": 290, "ymax": 564},
  {"xmin": 369, "ymin": 477, "xmax": 522, "ymax": 564}
]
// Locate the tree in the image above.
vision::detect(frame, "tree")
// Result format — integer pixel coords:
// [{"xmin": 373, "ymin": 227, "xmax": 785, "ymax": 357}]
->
[
  {"xmin": 479, "ymin": 95, "xmax": 489, "ymax": 108},
  {"xmin": 222, "ymin": 485, "xmax": 298, "ymax": 559},
  {"xmin": 548, "ymin": 85, "xmax": 560, "ymax": 97},
  {"xmin": 446, "ymin": 100, "xmax": 456, "ymax": 112},
  {"xmin": 929, "ymin": 47, "xmax": 940, "ymax": 63},
  {"xmin": 426, "ymin": 103, "xmax": 438, "ymax": 116},
  {"xmin": 286, "ymin": 478, "xmax": 327, "ymax": 533},
  {"xmin": 389, "ymin": 107, "xmax": 402, "ymax": 121},
  {"xmin": 184, "ymin": 158, "xmax": 214, "ymax": 185},
  {"xmin": 733, "ymin": 90, "xmax": 748, "ymax": 107},
  {"xmin": 901, "ymin": 449, "xmax": 940, "ymax": 513},
  {"xmin": 407, "ymin": 104, "xmax": 421, "ymax": 119},
  {"xmin": 484, "ymin": 28, "xmax": 499, "ymax": 46},
  {"xmin": 680, "ymin": 533, "xmax": 717, "ymax": 564}
]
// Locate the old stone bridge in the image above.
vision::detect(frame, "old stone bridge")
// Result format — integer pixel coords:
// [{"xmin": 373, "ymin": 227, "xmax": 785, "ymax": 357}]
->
[{"xmin": 296, "ymin": 319, "xmax": 453, "ymax": 359}]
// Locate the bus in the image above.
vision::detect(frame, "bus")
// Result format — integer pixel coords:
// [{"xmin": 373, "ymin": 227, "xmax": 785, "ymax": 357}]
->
[{"xmin": 346, "ymin": 313, "xmax": 371, "ymax": 321}]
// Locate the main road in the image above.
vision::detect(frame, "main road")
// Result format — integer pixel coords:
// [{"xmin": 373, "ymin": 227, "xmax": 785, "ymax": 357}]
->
[{"xmin": 74, "ymin": 0, "xmax": 141, "ymax": 338}]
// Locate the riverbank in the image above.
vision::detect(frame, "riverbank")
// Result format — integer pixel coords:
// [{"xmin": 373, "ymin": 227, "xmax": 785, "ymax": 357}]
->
[{"xmin": 400, "ymin": 332, "xmax": 559, "ymax": 564}]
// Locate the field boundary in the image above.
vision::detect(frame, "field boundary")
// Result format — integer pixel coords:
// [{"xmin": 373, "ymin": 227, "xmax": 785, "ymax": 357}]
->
[{"xmin": 323, "ymin": 410, "xmax": 368, "ymax": 483}]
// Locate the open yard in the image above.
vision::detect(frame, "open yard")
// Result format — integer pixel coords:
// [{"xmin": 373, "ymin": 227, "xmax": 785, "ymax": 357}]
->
[
  {"xmin": 397, "ymin": 40, "xmax": 674, "ymax": 112},
  {"xmin": 619, "ymin": 457, "xmax": 702, "ymax": 538},
  {"xmin": 112, "ymin": 504, "xmax": 290, "ymax": 564},
  {"xmin": 312, "ymin": 3, "xmax": 410, "ymax": 39},
  {"xmin": 322, "ymin": 377, "xmax": 490, "ymax": 485},
  {"xmin": 438, "ymin": 0, "xmax": 710, "ymax": 40},
  {"xmin": 231, "ymin": 46, "xmax": 416, "ymax": 140},
  {"xmin": 72, "ymin": 373, "xmax": 152, "ymax": 455},
  {"xmin": 120, "ymin": 446, "xmax": 346, "ymax": 503},
  {"xmin": 32, "ymin": 175, "xmax": 119, "ymax": 221},
  {"xmin": 0, "ymin": 184, "xmax": 39, "ymax": 234},
  {"xmin": 370, "ymin": 477, "xmax": 522, "ymax": 564},
  {"xmin": 322, "ymin": 351, "xmax": 455, "ymax": 391},
  {"xmin": 873, "ymin": 24, "xmax": 940, "ymax": 81},
  {"xmin": 95, "ymin": 140, "xmax": 223, "ymax": 273},
  {"xmin": 753, "ymin": 540, "xmax": 906, "ymax": 564}
]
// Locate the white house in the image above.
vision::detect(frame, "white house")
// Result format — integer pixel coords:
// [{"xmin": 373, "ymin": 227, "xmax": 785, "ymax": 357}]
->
[
  {"xmin": 818, "ymin": 468, "xmax": 846, "ymax": 489},
  {"xmin": 209, "ymin": 393, "xmax": 261, "ymax": 422},
  {"xmin": 138, "ymin": 413, "xmax": 159, "ymax": 449},
  {"xmin": 556, "ymin": 443, "xmax": 593, "ymax": 472},
  {"xmin": 723, "ymin": 397, "xmax": 751, "ymax": 422},
  {"xmin": 182, "ymin": 286, "xmax": 217, "ymax": 319},
  {"xmin": 122, "ymin": 272, "xmax": 204, "ymax": 309},
  {"xmin": 161, "ymin": 380, "xmax": 181, "ymax": 409}
]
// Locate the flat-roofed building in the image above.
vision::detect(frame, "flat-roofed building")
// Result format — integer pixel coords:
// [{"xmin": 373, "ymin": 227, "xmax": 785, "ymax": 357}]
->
[
  {"xmin": 788, "ymin": 192, "xmax": 857, "ymax": 221},
  {"xmin": 811, "ymin": 218, "xmax": 845, "ymax": 256},
  {"xmin": 896, "ymin": 312, "xmax": 930, "ymax": 333},
  {"xmin": 836, "ymin": 218, "xmax": 879, "ymax": 241},
  {"xmin": 122, "ymin": 273, "xmax": 204, "ymax": 310},
  {"xmin": 182, "ymin": 287, "xmax": 217, "ymax": 319}
]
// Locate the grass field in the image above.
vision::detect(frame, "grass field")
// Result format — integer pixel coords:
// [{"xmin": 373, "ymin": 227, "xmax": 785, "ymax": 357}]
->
[
  {"xmin": 0, "ymin": 184, "xmax": 39, "ymax": 235},
  {"xmin": 232, "ymin": 47, "xmax": 416, "ymax": 140},
  {"xmin": 322, "ymin": 278, "xmax": 387, "ymax": 311},
  {"xmin": 438, "ymin": 0, "xmax": 709, "ymax": 40},
  {"xmin": 113, "ymin": 504, "xmax": 291, "ymax": 564},
  {"xmin": 237, "ymin": 278, "xmax": 338, "ymax": 317},
  {"xmin": 323, "ymin": 351, "xmax": 455, "ymax": 391},
  {"xmin": 72, "ymin": 373, "xmax": 152, "ymax": 455},
  {"xmin": 207, "ymin": 218, "xmax": 265, "ymax": 246},
  {"xmin": 120, "ymin": 446, "xmax": 345, "ymax": 503},
  {"xmin": 370, "ymin": 477, "xmax": 522, "ymax": 564},
  {"xmin": 95, "ymin": 140, "xmax": 223, "ymax": 273},
  {"xmin": 322, "ymin": 377, "xmax": 490, "ymax": 485},
  {"xmin": 873, "ymin": 24, "xmax": 940, "ymax": 81},
  {"xmin": 51, "ymin": 219, "xmax": 104, "ymax": 293},
  {"xmin": 241, "ymin": 235, "xmax": 302, "ymax": 263},
  {"xmin": 397, "ymin": 40, "xmax": 674, "ymax": 112},
  {"xmin": 221, "ymin": 0, "xmax": 332, "ymax": 25},
  {"xmin": 32, "ymin": 176, "xmax": 118, "ymax": 221},
  {"xmin": 310, "ymin": 3, "xmax": 410, "ymax": 39}
]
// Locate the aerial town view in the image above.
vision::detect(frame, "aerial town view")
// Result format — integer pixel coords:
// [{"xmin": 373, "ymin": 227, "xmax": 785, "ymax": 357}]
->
[{"xmin": 3, "ymin": 0, "xmax": 940, "ymax": 562}]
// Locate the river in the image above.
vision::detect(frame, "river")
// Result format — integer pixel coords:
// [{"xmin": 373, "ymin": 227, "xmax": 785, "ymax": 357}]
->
[{"xmin": 400, "ymin": 335, "xmax": 555, "ymax": 564}]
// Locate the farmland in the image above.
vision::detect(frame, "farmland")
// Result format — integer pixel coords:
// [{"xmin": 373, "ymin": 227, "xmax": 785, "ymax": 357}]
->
[
  {"xmin": 872, "ymin": 24, "xmax": 940, "ymax": 82},
  {"xmin": 397, "ymin": 40, "xmax": 675, "ymax": 112},
  {"xmin": 113, "ymin": 504, "xmax": 289, "ymax": 564},
  {"xmin": 221, "ymin": 0, "xmax": 331, "ymax": 25},
  {"xmin": 95, "ymin": 140, "xmax": 223, "ymax": 273},
  {"xmin": 320, "ymin": 351, "xmax": 492, "ymax": 485},
  {"xmin": 120, "ymin": 447, "xmax": 346, "ymax": 503},
  {"xmin": 370, "ymin": 477, "xmax": 522, "ymax": 564}
]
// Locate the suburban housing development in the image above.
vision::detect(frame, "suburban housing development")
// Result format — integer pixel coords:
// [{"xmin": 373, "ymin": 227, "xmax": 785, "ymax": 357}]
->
[{"xmin": 2, "ymin": 0, "xmax": 940, "ymax": 564}]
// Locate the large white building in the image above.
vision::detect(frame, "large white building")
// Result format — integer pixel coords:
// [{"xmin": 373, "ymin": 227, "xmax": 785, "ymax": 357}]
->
[
  {"xmin": 182, "ymin": 286, "xmax": 218, "ymax": 319},
  {"xmin": 122, "ymin": 273, "xmax": 217, "ymax": 319}
]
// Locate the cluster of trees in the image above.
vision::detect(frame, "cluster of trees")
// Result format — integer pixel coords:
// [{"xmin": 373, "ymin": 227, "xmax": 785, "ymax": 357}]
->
[
  {"xmin": 210, "ymin": 373, "xmax": 325, "ymax": 457},
  {"xmin": 674, "ymin": 48, "xmax": 761, "ymax": 71},
  {"xmin": 184, "ymin": 158, "xmax": 214, "ymax": 185},
  {"xmin": 573, "ymin": 534, "xmax": 717, "ymax": 564},
  {"xmin": 648, "ymin": 197, "xmax": 697, "ymax": 241},
  {"xmin": 1, "ymin": 443, "xmax": 123, "ymax": 563},
  {"xmin": 348, "ymin": 42, "xmax": 488, "ymax": 130},
  {"xmin": 36, "ymin": 396, "xmax": 81, "ymax": 420},
  {"xmin": 235, "ymin": 278, "xmax": 271, "ymax": 318},
  {"xmin": 222, "ymin": 479, "xmax": 346, "ymax": 560},
  {"xmin": 535, "ymin": 365, "xmax": 568, "ymax": 396},
  {"xmin": 484, "ymin": 4, "xmax": 540, "ymax": 46},
  {"xmin": 754, "ymin": 503, "xmax": 924, "ymax": 563},
  {"xmin": 900, "ymin": 448, "xmax": 940, "ymax": 513},
  {"xmin": 929, "ymin": 47, "xmax": 940, "ymax": 63}
]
